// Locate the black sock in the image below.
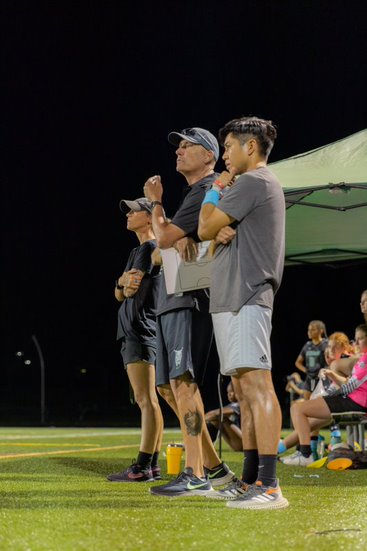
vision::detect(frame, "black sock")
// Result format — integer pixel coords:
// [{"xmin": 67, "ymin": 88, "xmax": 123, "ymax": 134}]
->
[
  {"xmin": 296, "ymin": 444, "xmax": 300, "ymax": 451},
  {"xmin": 257, "ymin": 455, "xmax": 277, "ymax": 487},
  {"xmin": 151, "ymin": 451, "xmax": 159, "ymax": 468},
  {"xmin": 137, "ymin": 451, "xmax": 152, "ymax": 468},
  {"xmin": 300, "ymin": 445, "xmax": 312, "ymax": 458},
  {"xmin": 242, "ymin": 449, "xmax": 259, "ymax": 484}
]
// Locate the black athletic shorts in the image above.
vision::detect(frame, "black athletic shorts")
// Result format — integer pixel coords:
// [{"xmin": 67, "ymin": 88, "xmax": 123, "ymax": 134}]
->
[
  {"xmin": 323, "ymin": 394, "xmax": 367, "ymax": 414},
  {"xmin": 304, "ymin": 374, "xmax": 319, "ymax": 392},
  {"xmin": 155, "ymin": 308, "xmax": 213, "ymax": 386},
  {"xmin": 120, "ymin": 338, "xmax": 156, "ymax": 368}
]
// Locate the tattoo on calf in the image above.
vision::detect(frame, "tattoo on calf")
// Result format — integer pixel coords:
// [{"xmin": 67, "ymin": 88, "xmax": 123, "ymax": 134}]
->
[{"xmin": 184, "ymin": 409, "xmax": 202, "ymax": 436}]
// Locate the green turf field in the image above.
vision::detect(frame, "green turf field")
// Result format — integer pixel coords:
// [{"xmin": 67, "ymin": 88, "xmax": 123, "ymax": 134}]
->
[{"xmin": 0, "ymin": 427, "xmax": 366, "ymax": 550}]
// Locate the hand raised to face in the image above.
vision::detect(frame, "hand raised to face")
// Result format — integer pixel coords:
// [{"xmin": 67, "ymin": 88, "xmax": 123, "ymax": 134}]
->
[{"xmin": 144, "ymin": 175, "xmax": 163, "ymax": 202}]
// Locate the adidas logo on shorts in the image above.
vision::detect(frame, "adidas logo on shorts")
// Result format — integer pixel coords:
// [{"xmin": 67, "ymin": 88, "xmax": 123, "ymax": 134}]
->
[{"xmin": 259, "ymin": 354, "xmax": 268, "ymax": 363}]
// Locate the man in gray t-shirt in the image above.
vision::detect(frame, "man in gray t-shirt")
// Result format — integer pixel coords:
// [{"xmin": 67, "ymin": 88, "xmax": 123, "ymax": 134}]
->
[
  {"xmin": 210, "ymin": 165, "xmax": 285, "ymax": 313},
  {"xmin": 199, "ymin": 116, "xmax": 288, "ymax": 510}
]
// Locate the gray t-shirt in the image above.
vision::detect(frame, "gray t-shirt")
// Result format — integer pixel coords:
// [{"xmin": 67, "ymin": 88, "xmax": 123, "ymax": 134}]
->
[{"xmin": 210, "ymin": 166, "xmax": 285, "ymax": 313}]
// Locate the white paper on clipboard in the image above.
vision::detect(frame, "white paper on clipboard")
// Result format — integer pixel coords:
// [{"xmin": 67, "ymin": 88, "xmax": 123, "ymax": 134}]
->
[{"xmin": 161, "ymin": 241, "xmax": 212, "ymax": 294}]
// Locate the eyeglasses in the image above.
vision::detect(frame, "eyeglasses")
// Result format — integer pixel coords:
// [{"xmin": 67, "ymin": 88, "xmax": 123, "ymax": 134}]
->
[
  {"xmin": 181, "ymin": 128, "xmax": 211, "ymax": 150},
  {"xmin": 181, "ymin": 128, "xmax": 195, "ymax": 136}
]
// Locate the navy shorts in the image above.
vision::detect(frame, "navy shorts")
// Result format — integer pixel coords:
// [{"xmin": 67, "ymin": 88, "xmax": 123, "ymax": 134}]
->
[
  {"xmin": 120, "ymin": 338, "xmax": 156, "ymax": 368},
  {"xmin": 323, "ymin": 394, "xmax": 367, "ymax": 414},
  {"xmin": 155, "ymin": 308, "xmax": 213, "ymax": 386}
]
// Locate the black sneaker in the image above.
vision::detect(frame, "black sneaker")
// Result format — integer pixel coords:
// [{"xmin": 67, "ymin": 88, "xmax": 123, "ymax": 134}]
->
[
  {"xmin": 150, "ymin": 467, "xmax": 213, "ymax": 497},
  {"xmin": 151, "ymin": 465, "xmax": 162, "ymax": 480},
  {"xmin": 107, "ymin": 463, "xmax": 153, "ymax": 482},
  {"xmin": 204, "ymin": 462, "xmax": 235, "ymax": 487}
]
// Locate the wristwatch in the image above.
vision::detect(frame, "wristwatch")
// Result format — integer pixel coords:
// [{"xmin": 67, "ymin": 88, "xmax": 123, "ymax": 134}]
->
[{"xmin": 151, "ymin": 200, "xmax": 163, "ymax": 209}]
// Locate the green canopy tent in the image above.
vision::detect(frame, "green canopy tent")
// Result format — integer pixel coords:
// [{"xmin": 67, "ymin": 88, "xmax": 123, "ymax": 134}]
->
[{"xmin": 269, "ymin": 129, "xmax": 367, "ymax": 265}]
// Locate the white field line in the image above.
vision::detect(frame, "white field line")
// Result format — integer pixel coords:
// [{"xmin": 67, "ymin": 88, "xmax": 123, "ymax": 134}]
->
[{"xmin": 0, "ymin": 428, "xmax": 182, "ymax": 460}]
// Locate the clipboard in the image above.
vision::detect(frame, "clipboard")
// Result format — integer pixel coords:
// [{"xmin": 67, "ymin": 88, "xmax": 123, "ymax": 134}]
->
[{"xmin": 161, "ymin": 241, "xmax": 212, "ymax": 294}]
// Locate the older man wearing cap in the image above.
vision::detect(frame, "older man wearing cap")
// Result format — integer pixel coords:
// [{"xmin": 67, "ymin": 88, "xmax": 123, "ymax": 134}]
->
[
  {"xmin": 107, "ymin": 197, "xmax": 164, "ymax": 483},
  {"xmin": 144, "ymin": 127, "xmax": 234, "ymax": 497}
]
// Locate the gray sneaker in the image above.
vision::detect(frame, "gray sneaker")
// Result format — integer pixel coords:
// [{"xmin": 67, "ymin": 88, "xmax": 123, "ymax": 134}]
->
[
  {"xmin": 227, "ymin": 480, "xmax": 289, "ymax": 510},
  {"xmin": 150, "ymin": 467, "xmax": 214, "ymax": 497},
  {"xmin": 206, "ymin": 478, "xmax": 250, "ymax": 500}
]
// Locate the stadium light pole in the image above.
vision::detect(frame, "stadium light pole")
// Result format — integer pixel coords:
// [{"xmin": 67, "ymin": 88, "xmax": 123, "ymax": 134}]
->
[{"xmin": 31, "ymin": 334, "xmax": 46, "ymax": 425}]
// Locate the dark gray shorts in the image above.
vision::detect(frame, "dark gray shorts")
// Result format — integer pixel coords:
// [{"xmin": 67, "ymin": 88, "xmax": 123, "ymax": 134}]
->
[
  {"xmin": 304, "ymin": 374, "xmax": 318, "ymax": 392},
  {"xmin": 323, "ymin": 394, "xmax": 367, "ymax": 414},
  {"xmin": 120, "ymin": 338, "xmax": 156, "ymax": 368},
  {"xmin": 155, "ymin": 308, "xmax": 213, "ymax": 386}
]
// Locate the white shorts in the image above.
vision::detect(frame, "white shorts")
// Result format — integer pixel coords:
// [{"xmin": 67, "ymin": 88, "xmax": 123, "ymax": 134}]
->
[{"xmin": 212, "ymin": 304, "xmax": 272, "ymax": 376}]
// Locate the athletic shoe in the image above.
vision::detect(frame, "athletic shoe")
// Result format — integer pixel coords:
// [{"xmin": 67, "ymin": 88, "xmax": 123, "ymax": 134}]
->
[
  {"xmin": 205, "ymin": 478, "xmax": 250, "ymax": 500},
  {"xmin": 107, "ymin": 463, "xmax": 153, "ymax": 482},
  {"xmin": 204, "ymin": 462, "xmax": 235, "ymax": 487},
  {"xmin": 151, "ymin": 465, "xmax": 162, "ymax": 480},
  {"xmin": 150, "ymin": 467, "xmax": 213, "ymax": 497},
  {"xmin": 227, "ymin": 480, "xmax": 289, "ymax": 510},
  {"xmin": 279, "ymin": 450, "xmax": 302, "ymax": 463},
  {"xmin": 282, "ymin": 451, "xmax": 314, "ymax": 467}
]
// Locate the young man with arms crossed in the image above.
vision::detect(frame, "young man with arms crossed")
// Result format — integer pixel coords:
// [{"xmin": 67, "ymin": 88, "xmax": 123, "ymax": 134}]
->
[
  {"xmin": 144, "ymin": 127, "xmax": 234, "ymax": 497},
  {"xmin": 199, "ymin": 117, "xmax": 289, "ymax": 509}
]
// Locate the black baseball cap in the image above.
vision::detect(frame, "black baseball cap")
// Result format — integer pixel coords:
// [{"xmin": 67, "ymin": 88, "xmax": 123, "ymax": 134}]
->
[
  {"xmin": 168, "ymin": 127, "xmax": 219, "ymax": 161},
  {"xmin": 119, "ymin": 197, "xmax": 153, "ymax": 213}
]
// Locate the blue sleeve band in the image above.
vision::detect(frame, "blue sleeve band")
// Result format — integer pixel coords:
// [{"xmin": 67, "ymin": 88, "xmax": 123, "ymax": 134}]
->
[{"xmin": 202, "ymin": 189, "xmax": 220, "ymax": 207}]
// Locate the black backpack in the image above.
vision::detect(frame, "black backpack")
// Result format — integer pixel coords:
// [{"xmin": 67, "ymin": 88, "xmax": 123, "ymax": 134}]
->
[{"xmin": 328, "ymin": 446, "xmax": 367, "ymax": 469}]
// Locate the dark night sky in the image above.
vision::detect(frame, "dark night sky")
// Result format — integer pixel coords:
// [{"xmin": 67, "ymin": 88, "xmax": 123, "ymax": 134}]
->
[{"xmin": 1, "ymin": 1, "xmax": 366, "ymax": 424}]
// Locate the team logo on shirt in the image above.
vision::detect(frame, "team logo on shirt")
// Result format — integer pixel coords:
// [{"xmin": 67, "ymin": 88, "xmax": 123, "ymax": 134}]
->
[{"xmin": 174, "ymin": 348, "xmax": 183, "ymax": 368}]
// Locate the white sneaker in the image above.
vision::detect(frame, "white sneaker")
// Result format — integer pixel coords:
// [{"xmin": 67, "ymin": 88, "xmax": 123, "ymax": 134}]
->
[
  {"xmin": 282, "ymin": 451, "xmax": 314, "ymax": 466},
  {"xmin": 279, "ymin": 450, "xmax": 298, "ymax": 463},
  {"xmin": 227, "ymin": 480, "xmax": 289, "ymax": 510}
]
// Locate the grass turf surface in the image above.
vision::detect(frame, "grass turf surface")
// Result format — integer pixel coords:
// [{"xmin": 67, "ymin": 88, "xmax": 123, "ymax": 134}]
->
[{"xmin": 0, "ymin": 427, "xmax": 366, "ymax": 550}]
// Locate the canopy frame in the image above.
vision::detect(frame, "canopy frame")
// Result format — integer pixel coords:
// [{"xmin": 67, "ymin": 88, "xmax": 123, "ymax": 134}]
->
[{"xmin": 285, "ymin": 183, "xmax": 367, "ymax": 211}]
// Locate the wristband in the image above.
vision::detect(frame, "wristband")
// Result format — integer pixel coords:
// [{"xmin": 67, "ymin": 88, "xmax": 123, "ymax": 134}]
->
[
  {"xmin": 214, "ymin": 179, "xmax": 226, "ymax": 190},
  {"xmin": 202, "ymin": 189, "xmax": 220, "ymax": 207}
]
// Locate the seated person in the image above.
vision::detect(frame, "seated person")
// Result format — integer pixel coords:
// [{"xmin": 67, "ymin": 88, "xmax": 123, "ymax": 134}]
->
[
  {"xmin": 285, "ymin": 372, "xmax": 305, "ymax": 405},
  {"xmin": 320, "ymin": 332, "xmax": 354, "ymax": 393},
  {"xmin": 317, "ymin": 332, "xmax": 354, "ymax": 448},
  {"xmin": 282, "ymin": 324, "xmax": 367, "ymax": 466},
  {"xmin": 279, "ymin": 331, "xmax": 353, "ymax": 457},
  {"xmin": 205, "ymin": 381, "xmax": 242, "ymax": 452}
]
